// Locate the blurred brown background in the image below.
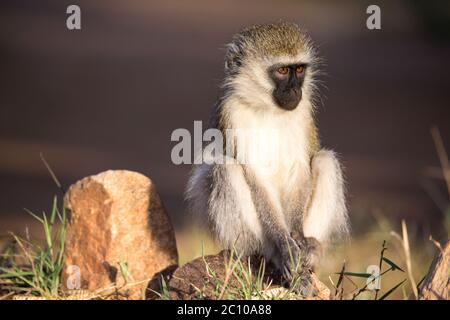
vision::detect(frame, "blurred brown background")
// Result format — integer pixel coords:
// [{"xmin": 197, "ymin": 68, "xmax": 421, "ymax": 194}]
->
[{"xmin": 1, "ymin": 0, "xmax": 449, "ymax": 244}]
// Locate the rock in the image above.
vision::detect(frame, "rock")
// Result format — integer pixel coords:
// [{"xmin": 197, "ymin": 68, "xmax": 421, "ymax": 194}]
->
[
  {"xmin": 420, "ymin": 240, "xmax": 449, "ymax": 300},
  {"xmin": 62, "ymin": 170, "xmax": 178, "ymax": 299},
  {"xmin": 153, "ymin": 250, "xmax": 330, "ymax": 300}
]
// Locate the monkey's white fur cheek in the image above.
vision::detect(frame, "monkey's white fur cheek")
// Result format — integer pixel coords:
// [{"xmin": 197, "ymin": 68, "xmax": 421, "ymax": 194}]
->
[
  {"xmin": 303, "ymin": 150, "xmax": 349, "ymax": 244},
  {"xmin": 234, "ymin": 53, "xmax": 317, "ymax": 112},
  {"xmin": 230, "ymin": 61, "xmax": 274, "ymax": 110}
]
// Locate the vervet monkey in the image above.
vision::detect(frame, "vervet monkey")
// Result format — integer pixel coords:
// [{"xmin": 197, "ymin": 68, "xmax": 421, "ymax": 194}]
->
[{"xmin": 186, "ymin": 22, "xmax": 349, "ymax": 287}]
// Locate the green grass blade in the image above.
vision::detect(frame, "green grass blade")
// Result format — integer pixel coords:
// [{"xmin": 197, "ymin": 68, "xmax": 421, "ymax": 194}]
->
[
  {"xmin": 0, "ymin": 268, "xmax": 34, "ymax": 279},
  {"xmin": 24, "ymin": 208, "xmax": 44, "ymax": 224},
  {"xmin": 1, "ymin": 196, "xmax": 68, "ymax": 298},
  {"xmin": 416, "ymin": 274, "xmax": 426, "ymax": 292},
  {"xmin": 382, "ymin": 257, "xmax": 405, "ymax": 272},
  {"xmin": 118, "ymin": 261, "xmax": 130, "ymax": 283},
  {"xmin": 337, "ymin": 271, "xmax": 372, "ymax": 278},
  {"xmin": 50, "ymin": 196, "xmax": 58, "ymax": 225},
  {"xmin": 378, "ymin": 279, "xmax": 407, "ymax": 300}
]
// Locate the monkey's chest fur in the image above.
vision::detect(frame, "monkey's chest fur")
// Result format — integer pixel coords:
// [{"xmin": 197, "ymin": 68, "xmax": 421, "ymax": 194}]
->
[
  {"xmin": 228, "ymin": 105, "xmax": 314, "ymax": 229},
  {"xmin": 188, "ymin": 103, "xmax": 319, "ymax": 256}
]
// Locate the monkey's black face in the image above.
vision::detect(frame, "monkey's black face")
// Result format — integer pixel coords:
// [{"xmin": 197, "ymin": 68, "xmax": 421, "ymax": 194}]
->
[{"xmin": 269, "ymin": 64, "xmax": 306, "ymax": 111}]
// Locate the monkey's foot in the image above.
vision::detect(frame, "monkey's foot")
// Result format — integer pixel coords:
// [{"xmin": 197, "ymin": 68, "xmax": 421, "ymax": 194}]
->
[
  {"xmin": 296, "ymin": 236, "xmax": 322, "ymax": 269},
  {"xmin": 288, "ymin": 269, "xmax": 319, "ymax": 298},
  {"xmin": 280, "ymin": 236, "xmax": 302, "ymax": 280}
]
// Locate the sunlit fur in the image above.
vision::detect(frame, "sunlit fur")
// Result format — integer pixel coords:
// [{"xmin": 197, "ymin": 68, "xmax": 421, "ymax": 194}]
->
[{"xmin": 186, "ymin": 22, "xmax": 349, "ymax": 269}]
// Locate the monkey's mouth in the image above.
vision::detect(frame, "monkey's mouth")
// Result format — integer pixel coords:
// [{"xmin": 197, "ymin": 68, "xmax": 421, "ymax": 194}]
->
[{"xmin": 273, "ymin": 88, "xmax": 302, "ymax": 111}]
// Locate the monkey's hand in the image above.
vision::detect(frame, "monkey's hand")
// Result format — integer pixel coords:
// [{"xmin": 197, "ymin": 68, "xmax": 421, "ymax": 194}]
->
[
  {"xmin": 279, "ymin": 236, "xmax": 321, "ymax": 297},
  {"xmin": 279, "ymin": 235, "xmax": 302, "ymax": 281},
  {"xmin": 296, "ymin": 236, "xmax": 322, "ymax": 269},
  {"xmin": 291, "ymin": 268, "xmax": 318, "ymax": 298}
]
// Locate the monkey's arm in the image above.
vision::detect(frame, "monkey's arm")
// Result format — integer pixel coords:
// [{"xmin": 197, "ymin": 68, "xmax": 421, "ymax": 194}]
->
[
  {"xmin": 302, "ymin": 149, "xmax": 349, "ymax": 265},
  {"xmin": 242, "ymin": 166, "xmax": 302, "ymax": 279}
]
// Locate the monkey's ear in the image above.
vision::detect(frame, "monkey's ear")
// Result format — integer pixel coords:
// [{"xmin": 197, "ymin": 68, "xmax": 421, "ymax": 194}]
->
[{"xmin": 225, "ymin": 42, "xmax": 244, "ymax": 72}]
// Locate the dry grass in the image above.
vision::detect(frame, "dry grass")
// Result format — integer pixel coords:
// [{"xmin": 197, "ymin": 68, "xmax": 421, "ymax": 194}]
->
[
  {"xmin": 0, "ymin": 207, "xmax": 443, "ymax": 300},
  {"xmin": 174, "ymin": 219, "xmax": 437, "ymax": 300}
]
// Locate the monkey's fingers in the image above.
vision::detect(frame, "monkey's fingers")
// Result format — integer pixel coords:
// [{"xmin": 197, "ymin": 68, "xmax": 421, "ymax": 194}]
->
[
  {"xmin": 281, "ymin": 257, "xmax": 301, "ymax": 282},
  {"xmin": 292, "ymin": 270, "xmax": 318, "ymax": 297},
  {"xmin": 282, "ymin": 264, "xmax": 293, "ymax": 281},
  {"xmin": 296, "ymin": 236, "xmax": 321, "ymax": 269}
]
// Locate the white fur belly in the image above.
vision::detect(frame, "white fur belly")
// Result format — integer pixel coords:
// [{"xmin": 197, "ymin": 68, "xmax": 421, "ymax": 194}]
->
[{"xmin": 232, "ymin": 108, "xmax": 310, "ymax": 194}]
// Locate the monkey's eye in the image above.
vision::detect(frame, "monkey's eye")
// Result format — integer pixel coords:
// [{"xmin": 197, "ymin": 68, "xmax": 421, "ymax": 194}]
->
[
  {"xmin": 296, "ymin": 65, "xmax": 305, "ymax": 74},
  {"xmin": 277, "ymin": 67, "xmax": 289, "ymax": 75}
]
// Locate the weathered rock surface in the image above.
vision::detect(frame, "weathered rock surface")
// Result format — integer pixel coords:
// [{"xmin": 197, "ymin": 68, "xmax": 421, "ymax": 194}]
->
[
  {"xmin": 420, "ymin": 240, "xmax": 449, "ymax": 300},
  {"xmin": 148, "ymin": 250, "xmax": 330, "ymax": 300},
  {"xmin": 62, "ymin": 170, "xmax": 178, "ymax": 299}
]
